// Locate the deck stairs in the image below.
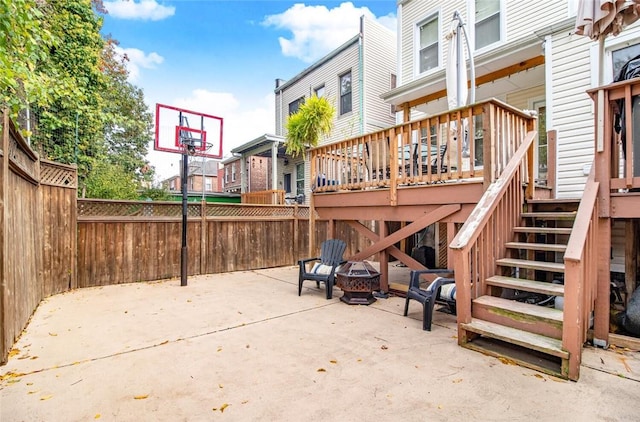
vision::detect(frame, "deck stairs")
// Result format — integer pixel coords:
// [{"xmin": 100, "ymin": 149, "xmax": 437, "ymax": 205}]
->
[{"xmin": 459, "ymin": 199, "xmax": 580, "ymax": 378}]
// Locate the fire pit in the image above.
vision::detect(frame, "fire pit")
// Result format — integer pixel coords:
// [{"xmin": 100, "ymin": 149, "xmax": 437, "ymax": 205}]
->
[{"xmin": 335, "ymin": 261, "xmax": 381, "ymax": 305}]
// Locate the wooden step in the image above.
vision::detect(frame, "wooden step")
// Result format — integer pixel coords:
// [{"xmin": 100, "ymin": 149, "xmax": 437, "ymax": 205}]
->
[
  {"xmin": 461, "ymin": 319, "xmax": 569, "ymax": 360},
  {"xmin": 513, "ymin": 227, "xmax": 572, "ymax": 235},
  {"xmin": 505, "ymin": 242, "xmax": 567, "ymax": 253},
  {"xmin": 521, "ymin": 211, "xmax": 576, "ymax": 220},
  {"xmin": 527, "ymin": 198, "xmax": 580, "ymax": 205},
  {"xmin": 473, "ymin": 295, "xmax": 563, "ymax": 339},
  {"xmin": 474, "ymin": 295, "xmax": 563, "ymax": 324},
  {"xmin": 486, "ymin": 275, "xmax": 565, "ymax": 296},
  {"xmin": 496, "ymin": 258, "xmax": 565, "ymax": 273}
]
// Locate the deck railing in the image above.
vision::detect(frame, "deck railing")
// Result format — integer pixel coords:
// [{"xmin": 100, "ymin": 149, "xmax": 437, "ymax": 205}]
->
[
  {"xmin": 241, "ymin": 189, "xmax": 285, "ymax": 205},
  {"xmin": 562, "ymin": 165, "xmax": 599, "ymax": 379},
  {"xmin": 449, "ymin": 130, "xmax": 537, "ymax": 338},
  {"xmin": 310, "ymin": 98, "xmax": 536, "ymax": 202},
  {"xmin": 589, "ymin": 78, "xmax": 640, "ymax": 194}
]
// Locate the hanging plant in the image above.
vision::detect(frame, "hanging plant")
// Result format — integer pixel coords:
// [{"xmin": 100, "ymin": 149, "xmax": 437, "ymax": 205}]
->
[{"xmin": 284, "ymin": 95, "xmax": 335, "ymax": 157}]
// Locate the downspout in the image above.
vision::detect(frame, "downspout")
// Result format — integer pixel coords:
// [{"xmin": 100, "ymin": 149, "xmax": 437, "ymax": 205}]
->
[{"xmin": 359, "ymin": 16, "xmax": 364, "ymax": 135}]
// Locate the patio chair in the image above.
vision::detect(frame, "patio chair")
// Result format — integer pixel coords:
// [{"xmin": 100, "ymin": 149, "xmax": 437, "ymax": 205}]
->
[
  {"xmin": 403, "ymin": 269, "xmax": 455, "ymax": 331},
  {"xmin": 298, "ymin": 239, "xmax": 347, "ymax": 299}
]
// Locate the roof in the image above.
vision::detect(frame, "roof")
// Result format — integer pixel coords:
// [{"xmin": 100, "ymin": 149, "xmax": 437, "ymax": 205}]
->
[
  {"xmin": 230, "ymin": 133, "xmax": 285, "ymax": 155},
  {"xmin": 274, "ymin": 34, "xmax": 360, "ymax": 94}
]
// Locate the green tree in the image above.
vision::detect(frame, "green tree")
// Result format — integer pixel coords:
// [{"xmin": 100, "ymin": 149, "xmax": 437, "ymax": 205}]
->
[
  {"xmin": 100, "ymin": 38, "xmax": 154, "ymax": 185},
  {"xmin": 284, "ymin": 95, "xmax": 335, "ymax": 157},
  {"xmin": 2, "ymin": 0, "xmax": 155, "ymax": 198},
  {"xmin": 139, "ymin": 187, "xmax": 172, "ymax": 201},
  {"xmin": 84, "ymin": 161, "xmax": 138, "ymax": 199},
  {"xmin": 30, "ymin": 0, "xmax": 107, "ymax": 179},
  {"xmin": 0, "ymin": 0, "xmax": 53, "ymax": 112}
]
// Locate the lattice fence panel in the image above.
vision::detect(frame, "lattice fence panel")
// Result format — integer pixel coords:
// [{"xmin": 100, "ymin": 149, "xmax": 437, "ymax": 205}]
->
[
  {"xmin": 205, "ymin": 204, "xmax": 295, "ymax": 218},
  {"xmin": 78, "ymin": 200, "xmax": 184, "ymax": 217},
  {"xmin": 40, "ymin": 160, "xmax": 77, "ymax": 188}
]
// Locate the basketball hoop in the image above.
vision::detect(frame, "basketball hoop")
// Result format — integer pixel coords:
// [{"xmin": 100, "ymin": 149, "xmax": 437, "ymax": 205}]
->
[{"xmin": 153, "ymin": 103, "xmax": 224, "ymax": 287}]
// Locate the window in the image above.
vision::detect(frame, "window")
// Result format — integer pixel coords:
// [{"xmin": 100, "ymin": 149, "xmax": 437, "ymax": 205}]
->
[
  {"xmin": 284, "ymin": 173, "xmax": 292, "ymax": 193},
  {"xmin": 224, "ymin": 167, "xmax": 229, "ymax": 183},
  {"xmin": 340, "ymin": 71, "xmax": 352, "ymax": 115},
  {"xmin": 205, "ymin": 177, "xmax": 212, "ymax": 191},
  {"xmin": 612, "ymin": 43, "xmax": 640, "ymax": 79},
  {"xmin": 475, "ymin": 0, "xmax": 501, "ymax": 50},
  {"xmin": 231, "ymin": 163, "xmax": 236, "ymax": 182},
  {"xmin": 296, "ymin": 163, "xmax": 304, "ymax": 195},
  {"xmin": 289, "ymin": 97, "xmax": 304, "ymax": 115},
  {"xmin": 533, "ymin": 101, "xmax": 547, "ymax": 184},
  {"xmin": 314, "ymin": 85, "xmax": 325, "ymax": 98},
  {"xmin": 418, "ymin": 16, "xmax": 439, "ymax": 73}
]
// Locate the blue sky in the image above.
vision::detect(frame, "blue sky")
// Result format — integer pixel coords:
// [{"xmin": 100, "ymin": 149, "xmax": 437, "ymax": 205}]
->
[{"xmin": 101, "ymin": 0, "xmax": 397, "ymax": 180}]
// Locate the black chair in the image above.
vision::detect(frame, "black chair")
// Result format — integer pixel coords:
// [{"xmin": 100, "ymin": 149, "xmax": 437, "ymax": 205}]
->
[
  {"xmin": 298, "ymin": 239, "xmax": 347, "ymax": 299},
  {"xmin": 403, "ymin": 269, "xmax": 455, "ymax": 331}
]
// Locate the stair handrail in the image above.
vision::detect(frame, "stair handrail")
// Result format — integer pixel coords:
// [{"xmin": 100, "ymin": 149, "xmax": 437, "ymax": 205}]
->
[
  {"xmin": 449, "ymin": 130, "xmax": 537, "ymax": 330},
  {"xmin": 562, "ymin": 163, "xmax": 599, "ymax": 380}
]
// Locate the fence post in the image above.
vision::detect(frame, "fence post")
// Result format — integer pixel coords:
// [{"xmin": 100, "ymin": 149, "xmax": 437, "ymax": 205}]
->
[
  {"xmin": 0, "ymin": 110, "xmax": 7, "ymax": 364},
  {"xmin": 200, "ymin": 199, "xmax": 207, "ymax": 275},
  {"xmin": 293, "ymin": 203, "xmax": 299, "ymax": 264}
]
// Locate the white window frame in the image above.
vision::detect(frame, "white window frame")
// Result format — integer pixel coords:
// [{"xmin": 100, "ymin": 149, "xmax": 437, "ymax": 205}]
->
[
  {"xmin": 601, "ymin": 33, "xmax": 640, "ymax": 83},
  {"xmin": 314, "ymin": 84, "xmax": 325, "ymax": 98},
  {"xmin": 529, "ymin": 96, "xmax": 547, "ymax": 181},
  {"xmin": 295, "ymin": 163, "xmax": 305, "ymax": 195},
  {"xmin": 231, "ymin": 163, "xmax": 236, "ymax": 182},
  {"xmin": 469, "ymin": 0, "xmax": 505, "ymax": 53},
  {"xmin": 414, "ymin": 12, "xmax": 441, "ymax": 78},
  {"xmin": 205, "ymin": 177, "xmax": 212, "ymax": 191},
  {"xmin": 339, "ymin": 71, "xmax": 353, "ymax": 116}
]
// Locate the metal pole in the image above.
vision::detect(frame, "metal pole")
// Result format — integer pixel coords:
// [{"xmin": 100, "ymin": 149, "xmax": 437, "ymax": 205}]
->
[
  {"xmin": 181, "ymin": 152, "xmax": 188, "ymax": 287},
  {"xmin": 456, "ymin": 13, "xmax": 463, "ymax": 109}
]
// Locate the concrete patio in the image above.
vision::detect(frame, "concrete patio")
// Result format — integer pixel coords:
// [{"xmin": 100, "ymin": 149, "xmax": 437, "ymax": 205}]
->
[{"xmin": 1, "ymin": 265, "xmax": 639, "ymax": 421}]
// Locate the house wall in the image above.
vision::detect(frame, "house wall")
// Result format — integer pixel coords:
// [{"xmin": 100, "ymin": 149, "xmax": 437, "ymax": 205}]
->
[
  {"xmin": 549, "ymin": 30, "xmax": 593, "ymax": 199},
  {"xmin": 222, "ymin": 158, "xmax": 242, "ymax": 193},
  {"xmin": 362, "ymin": 17, "xmax": 397, "ymax": 133},
  {"xmin": 398, "ymin": 0, "xmax": 571, "ymax": 86},
  {"xmin": 275, "ymin": 39, "xmax": 361, "ymax": 144},
  {"xmin": 506, "ymin": 84, "xmax": 545, "ymax": 111},
  {"xmin": 247, "ymin": 156, "xmax": 270, "ymax": 192},
  {"xmin": 274, "ymin": 16, "xmax": 396, "ymax": 203}
]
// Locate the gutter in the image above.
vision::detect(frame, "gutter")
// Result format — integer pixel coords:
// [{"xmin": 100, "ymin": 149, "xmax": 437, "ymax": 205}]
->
[{"xmin": 359, "ymin": 16, "xmax": 364, "ymax": 135}]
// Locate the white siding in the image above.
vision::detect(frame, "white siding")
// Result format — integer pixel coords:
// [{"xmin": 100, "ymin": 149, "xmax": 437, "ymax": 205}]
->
[
  {"xmin": 611, "ymin": 220, "xmax": 626, "ymax": 273},
  {"xmin": 399, "ymin": 0, "xmax": 571, "ymax": 86},
  {"xmin": 275, "ymin": 40, "xmax": 360, "ymax": 144},
  {"xmin": 506, "ymin": 85, "xmax": 545, "ymax": 110},
  {"xmin": 550, "ymin": 31, "xmax": 593, "ymax": 199},
  {"xmin": 273, "ymin": 17, "xmax": 397, "ymax": 202},
  {"xmin": 505, "ymin": 1, "xmax": 567, "ymax": 43},
  {"xmin": 362, "ymin": 17, "xmax": 397, "ymax": 133}
]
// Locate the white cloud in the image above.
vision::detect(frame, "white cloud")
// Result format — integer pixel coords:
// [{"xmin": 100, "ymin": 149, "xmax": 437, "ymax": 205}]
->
[
  {"xmin": 149, "ymin": 89, "xmax": 275, "ymax": 181},
  {"xmin": 104, "ymin": 0, "xmax": 175, "ymax": 21},
  {"xmin": 114, "ymin": 46, "xmax": 163, "ymax": 82},
  {"xmin": 263, "ymin": 1, "xmax": 396, "ymax": 63}
]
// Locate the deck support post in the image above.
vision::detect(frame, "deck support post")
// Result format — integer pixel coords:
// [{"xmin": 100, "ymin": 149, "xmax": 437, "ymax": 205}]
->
[
  {"xmin": 379, "ymin": 220, "xmax": 389, "ymax": 293},
  {"xmin": 593, "ymin": 217, "xmax": 611, "ymax": 347}
]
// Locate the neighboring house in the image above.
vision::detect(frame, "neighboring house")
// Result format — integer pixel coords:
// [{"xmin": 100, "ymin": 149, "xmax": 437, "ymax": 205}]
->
[
  {"xmin": 382, "ymin": 0, "xmax": 640, "ymax": 273},
  {"xmin": 231, "ymin": 15, "xmax": 397, "ymax": 203},
  {"xmin": 162, "ymin": 159, "xmax": 221, "ymax": 194},
  {"xmin": 221, "ymin": 154, "xmax": 271, "ymax": 194}
]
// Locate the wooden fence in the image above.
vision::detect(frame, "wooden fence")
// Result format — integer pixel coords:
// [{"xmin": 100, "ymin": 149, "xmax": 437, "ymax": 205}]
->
[
  {"xmin": 0, "ymin": 116, "xmax": 373, "ymax": 364},
  {"xmin": 76, "ymin": 200, "xmax": 369, "ymax": 287},
  {"xmin": 1, "ymin": 112, "xmax": 77, "ymax": 364}
]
